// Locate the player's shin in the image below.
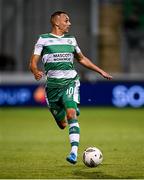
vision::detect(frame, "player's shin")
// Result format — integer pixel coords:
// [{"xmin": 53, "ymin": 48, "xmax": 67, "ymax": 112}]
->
[{"xmin": 68, "ymin": 119, "xmax": 80, "ymax": 156}]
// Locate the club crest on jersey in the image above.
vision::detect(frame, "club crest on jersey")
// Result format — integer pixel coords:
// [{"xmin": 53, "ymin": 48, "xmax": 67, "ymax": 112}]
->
[
  {"xmin": 67, "ymin": 39, "xmax": 72, "ymax": 44},
  {"xmin": 49, "ymin": 39, "xmax": 53, "ymax": 43}
]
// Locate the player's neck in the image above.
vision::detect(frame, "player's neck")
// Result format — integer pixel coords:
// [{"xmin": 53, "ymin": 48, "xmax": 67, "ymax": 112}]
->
[{"xmin": 50, "ymin": 29, "xmax": 65, "ymax": 37}]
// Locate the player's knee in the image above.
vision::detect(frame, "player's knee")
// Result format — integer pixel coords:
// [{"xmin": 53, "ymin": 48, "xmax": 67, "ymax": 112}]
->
[
  {"xmin": 59, "ymin": 124, "xmax": 66, "ymax": 129},
  {"xmin": 60, "ymin": 123, "xmax": 67, "ymax": 129},
  {"xmin": 57, "ymin": 121, "xmax": 67, "ymax": 130},
  {"xmin": 66, "ymin": 108, "xmax": 76, "ymax": 120}
]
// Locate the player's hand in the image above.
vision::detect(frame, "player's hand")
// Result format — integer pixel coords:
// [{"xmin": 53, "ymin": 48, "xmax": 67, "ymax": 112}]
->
[
  {"xmin": 101, "ymin": 71, "xmax": 113, "ymax": 80},
  {"xmin": 33, "ymin": 70, "xmax": 44, "ymax": 81}
]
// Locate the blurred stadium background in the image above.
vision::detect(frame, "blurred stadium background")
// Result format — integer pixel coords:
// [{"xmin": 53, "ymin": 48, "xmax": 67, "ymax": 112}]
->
[{"xmin": 0, "ymin": 0, "xmax": 144, "ymax": 107}]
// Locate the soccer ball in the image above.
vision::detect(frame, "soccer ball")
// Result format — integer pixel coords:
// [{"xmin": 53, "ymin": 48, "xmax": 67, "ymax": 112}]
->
[{"xmin": 83, "ymin": 147, "xmax": 103, "ymax": 167}]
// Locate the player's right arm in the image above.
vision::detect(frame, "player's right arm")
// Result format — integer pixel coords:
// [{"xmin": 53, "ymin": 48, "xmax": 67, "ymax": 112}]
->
[
  {"xmin": 29, "ymin": 36, "xmax": 44, "ymax": 81},
  {"xmin": 29, "ymin": 54, "xmax": 44, "ymax": 81}
]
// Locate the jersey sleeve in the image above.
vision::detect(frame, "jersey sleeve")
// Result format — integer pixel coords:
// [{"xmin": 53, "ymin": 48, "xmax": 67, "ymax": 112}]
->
[
  {"xmin": 74, "ymin": 38, "xmax": 81, "ymax": 53},
  {"xmin": 33, "ymin": 36, "xmax": 44, "ymax": 55}
]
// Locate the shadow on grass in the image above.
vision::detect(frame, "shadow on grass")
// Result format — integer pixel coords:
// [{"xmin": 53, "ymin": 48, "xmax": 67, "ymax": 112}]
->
[
  {"xmin": 73, "ymin": 168, "xmax": 119, "ymax": 179},
  {"xmin": 60, "ymin": 164, "xmax": 119, "ymax": 179}
]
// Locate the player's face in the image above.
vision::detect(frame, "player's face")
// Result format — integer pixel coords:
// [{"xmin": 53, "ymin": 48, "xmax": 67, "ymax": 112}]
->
[{"xmin": 57, "ymin": 14, "xmax": 71, "ymax": 33}]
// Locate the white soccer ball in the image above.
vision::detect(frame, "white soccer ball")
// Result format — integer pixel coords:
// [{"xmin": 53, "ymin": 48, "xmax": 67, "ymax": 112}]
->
[{"xmin": 83, "ymin": 147, "xmax": 103, "ymax": 167}]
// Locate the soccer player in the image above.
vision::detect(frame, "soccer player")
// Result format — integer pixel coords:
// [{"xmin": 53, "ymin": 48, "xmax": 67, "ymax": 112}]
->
[{"xmin": 29, "ymin": 11, "xmax": 112, "ymax": 165}]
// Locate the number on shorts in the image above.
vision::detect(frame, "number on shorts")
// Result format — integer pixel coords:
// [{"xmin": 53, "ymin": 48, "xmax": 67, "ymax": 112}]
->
[{"xmin": 66, "ymin": 87, "xmax": 74, "ymax": 95}]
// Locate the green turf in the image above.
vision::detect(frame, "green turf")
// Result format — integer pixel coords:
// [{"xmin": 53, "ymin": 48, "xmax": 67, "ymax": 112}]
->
[{"xmin": 0, "ymin": 107, "xmax": 144, "ymax": 179}]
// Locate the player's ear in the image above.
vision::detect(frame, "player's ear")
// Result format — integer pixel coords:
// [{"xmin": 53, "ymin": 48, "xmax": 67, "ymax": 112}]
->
[
  {"xmin": 53, "ymin": 16, "xmax": 59, "ymax": 27},
  {"xmin": 55, "ymin": 23, "xmax": 59, "ymax": 27}
]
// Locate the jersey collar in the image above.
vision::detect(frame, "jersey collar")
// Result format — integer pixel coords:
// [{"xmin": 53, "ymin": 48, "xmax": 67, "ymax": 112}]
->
[{"xmin": 49, "ymin": 33, "xmax": 64, "ymax": 38}]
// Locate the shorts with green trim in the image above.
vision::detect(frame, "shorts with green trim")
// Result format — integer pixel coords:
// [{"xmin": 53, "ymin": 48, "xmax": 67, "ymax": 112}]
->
[{"xmin": 45, "ymin": 79, "xmax": 80, "ymax": 122}]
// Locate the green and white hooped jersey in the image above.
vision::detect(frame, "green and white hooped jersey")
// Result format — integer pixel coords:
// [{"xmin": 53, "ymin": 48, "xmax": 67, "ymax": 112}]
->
[{"xmin": 34, "ymin": 33, "xmax": 81, "ymax": 88}]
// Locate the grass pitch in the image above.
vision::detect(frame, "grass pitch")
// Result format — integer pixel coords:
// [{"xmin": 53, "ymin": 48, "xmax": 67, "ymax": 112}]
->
[{"xmin": 0, "ymin": 107, "xmax": 144, "ymax": 179}]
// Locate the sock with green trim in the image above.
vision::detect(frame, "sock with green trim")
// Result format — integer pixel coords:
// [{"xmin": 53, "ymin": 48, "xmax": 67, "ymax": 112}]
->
[{"xmin": 68, "ymin": 119, "xmax": 80, "ymax": 156}]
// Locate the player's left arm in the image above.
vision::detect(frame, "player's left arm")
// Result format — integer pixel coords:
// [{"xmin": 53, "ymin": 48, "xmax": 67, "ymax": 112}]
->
[{"xmin": 75, "ymin": 52, "xmax": 112, "ymax": 80}]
